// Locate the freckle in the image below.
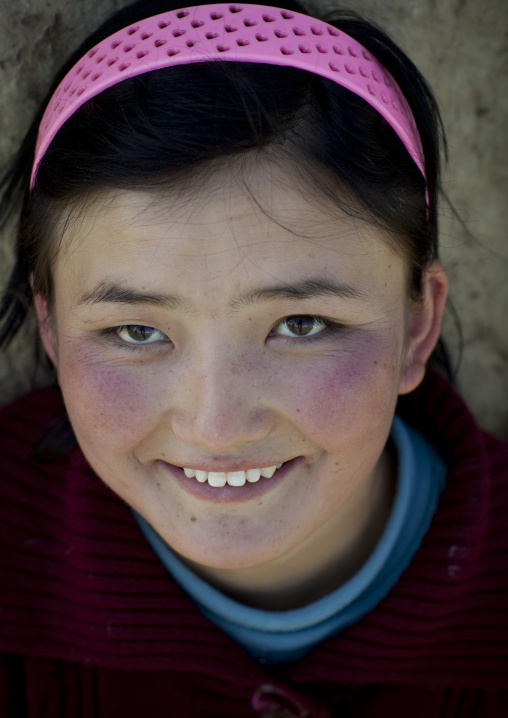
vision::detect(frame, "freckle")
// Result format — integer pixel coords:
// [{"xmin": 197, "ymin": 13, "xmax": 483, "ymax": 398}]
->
[
  {"xmin": 257, "ymin": 501, "xmax": 263, "ymax": 506},
  {"xmin": 190, "ymin": 516, "xmax": 196, "ymax": 522}
]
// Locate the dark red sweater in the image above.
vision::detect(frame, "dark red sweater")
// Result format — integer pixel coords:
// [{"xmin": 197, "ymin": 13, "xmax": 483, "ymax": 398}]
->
[{"xmin": 0, "ymin": 370, "xmax": 507, "ymax": 718}]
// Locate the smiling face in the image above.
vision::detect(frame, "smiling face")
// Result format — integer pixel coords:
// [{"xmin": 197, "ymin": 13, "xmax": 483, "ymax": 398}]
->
[{"xmin": 36, "ymin": 163, "xmax": 447, "ymax": 607}]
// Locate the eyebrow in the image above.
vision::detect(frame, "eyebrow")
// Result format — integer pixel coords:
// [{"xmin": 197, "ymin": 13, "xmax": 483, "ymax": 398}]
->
[
  {"xmin": 76, "ymin": 283, "xmax": 192, "ymax": 312},
  {"xmin": 76, "ymin": 277, "xmax": 365, "ymax": 311},
  {"xmin": 231, "ymin": 278, "xmax": 366, "ymax": 309}
]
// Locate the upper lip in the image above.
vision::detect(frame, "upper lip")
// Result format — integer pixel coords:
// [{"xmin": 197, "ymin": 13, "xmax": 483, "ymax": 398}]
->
[{"xmin": 162, "ymin": 459, "xmax": 289, "ymax": 473}]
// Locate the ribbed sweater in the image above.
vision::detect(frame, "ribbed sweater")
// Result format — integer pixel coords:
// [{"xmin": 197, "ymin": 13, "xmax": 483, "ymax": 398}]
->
[{"xmin": 0, "ymin": 369, "xmax": 507, "ymax": 718}]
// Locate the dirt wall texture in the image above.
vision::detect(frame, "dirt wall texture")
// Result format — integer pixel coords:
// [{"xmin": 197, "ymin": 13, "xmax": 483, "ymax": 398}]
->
[{"xmin": 1, "ymin": 0, "xmax": 507, "ymax": 438}]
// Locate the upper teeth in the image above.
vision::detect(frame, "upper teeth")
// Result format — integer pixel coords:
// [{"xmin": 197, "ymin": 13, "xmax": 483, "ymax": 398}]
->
[{"xmin": 182, "ymin": 464, "xmax": 283, "ymax": 487}]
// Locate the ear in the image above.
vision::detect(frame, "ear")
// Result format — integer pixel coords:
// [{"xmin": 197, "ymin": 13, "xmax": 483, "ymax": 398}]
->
[
  {"xmin": 32, "ymin": 281, "xmax": 59, "ymax": 369},
  {"xmin": 398, "ymin": 260, "xmax": 449, "ymax": 395}
]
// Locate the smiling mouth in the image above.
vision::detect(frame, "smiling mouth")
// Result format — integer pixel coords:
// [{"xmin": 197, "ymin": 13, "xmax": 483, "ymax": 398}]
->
[{"xmin": 180, "ymin": 464, "xmax": 283, "ymax": 487}]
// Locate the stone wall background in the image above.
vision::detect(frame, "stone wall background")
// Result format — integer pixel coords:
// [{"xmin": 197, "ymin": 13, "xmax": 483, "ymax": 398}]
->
[{"xmin": 1, "ymin": 0, "xmax": 507, "ymax": 438}]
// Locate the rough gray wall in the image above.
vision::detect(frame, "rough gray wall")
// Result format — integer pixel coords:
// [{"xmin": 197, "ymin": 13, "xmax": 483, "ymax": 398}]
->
[{"xmin": 1, "ymin": 0, "xmax": 507, "ymax": 438}]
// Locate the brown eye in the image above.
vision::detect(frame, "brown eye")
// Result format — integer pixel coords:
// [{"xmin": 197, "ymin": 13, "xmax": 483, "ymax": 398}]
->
[
  {"xmin": 273, "ymin": 316, "xmax": 327, "ymax": 338},
  {"xmin": 116, "ymin": 325, "xmax": 166, "ymax": 344}
]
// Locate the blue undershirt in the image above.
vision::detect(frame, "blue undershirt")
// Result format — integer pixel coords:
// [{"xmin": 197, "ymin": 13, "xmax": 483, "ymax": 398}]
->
[{"xmin": 134, "ymin": 416, "xmax": 446, "ymax": 664}]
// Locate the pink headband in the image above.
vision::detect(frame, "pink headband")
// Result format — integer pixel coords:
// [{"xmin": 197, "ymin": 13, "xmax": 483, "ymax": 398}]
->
[{"xmin": 30, "ymin": 3, "xmax": 426, "ymax": 189}]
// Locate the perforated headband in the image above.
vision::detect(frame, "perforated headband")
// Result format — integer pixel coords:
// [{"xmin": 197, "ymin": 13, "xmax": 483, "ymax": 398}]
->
[{"xmin": 30, "ymin": 3, "xmax": 426, "ymax": 189}]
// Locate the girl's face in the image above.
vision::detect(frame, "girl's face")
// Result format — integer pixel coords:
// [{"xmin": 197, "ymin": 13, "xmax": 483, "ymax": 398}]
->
[{"xmin": 37, "ymin": 166, "xmax": 446, "ymax": 599}]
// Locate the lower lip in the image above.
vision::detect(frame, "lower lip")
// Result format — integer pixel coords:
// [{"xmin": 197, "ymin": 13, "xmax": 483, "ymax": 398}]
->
[{"xmin": 157, "ymin": 457, "xmax": 303, "ymax": 504}]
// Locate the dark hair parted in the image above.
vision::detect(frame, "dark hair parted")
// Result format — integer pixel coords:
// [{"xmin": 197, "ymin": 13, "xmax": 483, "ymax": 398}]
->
[{"xmin": 0, "ymin": 0, "xmax": 445, "ymax": 349}]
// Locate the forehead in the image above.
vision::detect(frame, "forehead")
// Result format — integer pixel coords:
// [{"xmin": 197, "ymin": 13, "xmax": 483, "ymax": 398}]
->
[{"xmin": 52, "ymin": 165, "xmax": 405, "ymax": 305}]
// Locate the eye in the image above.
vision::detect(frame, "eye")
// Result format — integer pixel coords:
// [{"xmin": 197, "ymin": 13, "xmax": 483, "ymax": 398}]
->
[
  {"xmin": 116, "ymin": 325, "xmax": 167, "ymax": 344},
  {"xmin": 271, "ymin": 315, "xmax": 328, "ymax": 338}
]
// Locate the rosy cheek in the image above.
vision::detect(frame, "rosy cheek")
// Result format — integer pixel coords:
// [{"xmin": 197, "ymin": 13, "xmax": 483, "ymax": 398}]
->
[
  {"xmin": 58, "ymin": 350, "xmax": 159, "ymax": 447},
  {"xmin": 274, "ymin": 342, "xmax": 398, "ymax": 445}
]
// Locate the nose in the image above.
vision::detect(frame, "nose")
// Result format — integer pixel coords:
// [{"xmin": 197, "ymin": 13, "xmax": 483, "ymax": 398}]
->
[{"xmin": 168, "ymin": 343, "xmax": 274, "ymax": 453}]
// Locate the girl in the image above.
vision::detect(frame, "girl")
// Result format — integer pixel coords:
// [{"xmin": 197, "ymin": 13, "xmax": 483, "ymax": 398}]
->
[{"xmin": 0, "ymin": 1, "xmax": 506, "ymax": 716}]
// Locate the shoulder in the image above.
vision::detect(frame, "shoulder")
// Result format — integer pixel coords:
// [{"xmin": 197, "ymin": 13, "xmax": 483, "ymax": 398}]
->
[
  {"xmin": 397, "ymin": 369, "xmax": 508, "ymax": 594},
  {"xmin": 0, "ymin": 384, "xmax": 67, "ymax": 495},
  {"xmin": 0, "ymin": 384, "xmax": 64, "ymax": 420},
  {"xmin": 311, "ymin": 371, "xmax": 508, "ymax": 688},
  {"xmin": 0, "ymin": 383, "xmax": 68, "ymax": 457},
  {"xmin": 0, "ymin": 385, "xmax": 75, "ymax": 511},
  {"xmin": 395, "ymin": 371, "xmax": 508, "ymax": 682}
]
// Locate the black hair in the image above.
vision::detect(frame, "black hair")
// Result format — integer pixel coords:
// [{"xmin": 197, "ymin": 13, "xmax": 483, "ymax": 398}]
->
[{"xmin": 0, "ymin": 0, "xmax": 445, "ymax": 352}]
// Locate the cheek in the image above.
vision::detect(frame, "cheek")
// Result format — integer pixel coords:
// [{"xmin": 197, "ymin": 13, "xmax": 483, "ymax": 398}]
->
[
  {"xmin": 274, "ymin": 337, "xmax": 401, "ymax": 448},
  {"xmin": 57, "ymin": 345, "xmax": 163, "ymax": 450}
]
